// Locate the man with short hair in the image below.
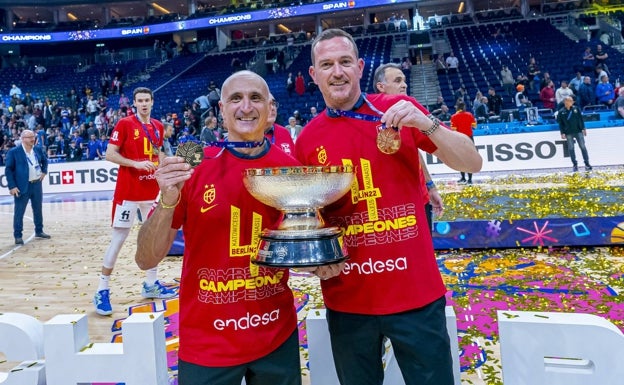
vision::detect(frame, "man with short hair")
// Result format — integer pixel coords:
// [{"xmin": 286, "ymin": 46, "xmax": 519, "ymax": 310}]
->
[
  {"xmin": 374, "ymin": 62, "xmax": 444, "ymax": 232},
  {"xmin": 557, "ymin": 95, "xmax": 592, "ymax": 172},
  {"xmin": 136, "ymin": 70, "xmax": 304, "ymax": 385},
  {"xmin": 297, "ymin": 28, "xmax": 482, "ymax": 385},
  {"xmin": 93, "ymin": 86, "xmax": 175, "ymax": 317},
  {"xmin": 5, "ymin": 130, "xmax": 51, "ymax": 245}
]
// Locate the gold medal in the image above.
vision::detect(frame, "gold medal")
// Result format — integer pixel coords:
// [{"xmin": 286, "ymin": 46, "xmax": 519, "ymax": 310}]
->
[
  {"xmin": 175, "ymin": 141, "xmax": 204, "ymax": 168},
  {"xmin": 376, "ymin": 125, "xmax": 401, "ymax": 154}
]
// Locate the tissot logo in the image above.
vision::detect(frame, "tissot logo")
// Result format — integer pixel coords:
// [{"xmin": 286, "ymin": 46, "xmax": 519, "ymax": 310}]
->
[{"xmin": 48, "ymin": 168, "xmax": 118, "ymax": 185}]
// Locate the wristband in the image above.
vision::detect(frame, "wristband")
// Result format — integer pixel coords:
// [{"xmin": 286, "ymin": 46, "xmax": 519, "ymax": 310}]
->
[
  {"xmin": 422, "ymin": 115, "xmax": 440, "ymax": 136},
  {"xmin": 159, "ymin": 193, "xmax": 181, "ymax": 209},
  {"xmin": 426, "ymin": 180, "xmax": 436, "ymax": 190}
]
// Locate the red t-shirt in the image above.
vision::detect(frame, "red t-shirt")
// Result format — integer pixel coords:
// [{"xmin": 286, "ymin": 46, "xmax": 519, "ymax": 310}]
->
[
  {"xmin": 109, "ymin": 115, "xmax": 163, "ymax": 202},
  {"xmin": 450, "ymin": 110, "xmax": 475, "ymax": 138},
  {"xmin": 171, "ymin": 143, "xmax": 301, "ymax": 367},
  {"xmin": 295, "ymin": 93, "xmax": 446, "ymax": 315},
  {"xmin": 265, "ymin": 123, "xmax": 295, "ymax": 156}
]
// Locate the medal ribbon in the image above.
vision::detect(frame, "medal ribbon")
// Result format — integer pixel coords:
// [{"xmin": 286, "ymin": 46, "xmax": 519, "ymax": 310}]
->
[
  {"xmin": 135, "ymin": 116, "xmax": 161, "ymax": 147},
  {"xmin": 325, "ymin": 94, "xmax": 397, "ymax": 131}
]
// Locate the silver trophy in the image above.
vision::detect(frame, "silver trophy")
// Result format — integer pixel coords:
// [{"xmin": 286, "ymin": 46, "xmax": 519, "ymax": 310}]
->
[{"xmin": 243, "ymin": 165, "xmax": 355, "ymax": 267}]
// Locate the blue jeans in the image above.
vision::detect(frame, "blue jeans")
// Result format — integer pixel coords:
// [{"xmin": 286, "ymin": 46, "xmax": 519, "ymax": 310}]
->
[
  {"xmin": 326, "ymin": 296, "xmax": 454, "ymax": 385},
  {"xmin": 565, "ymin": 132, "xmax": 590, "ymax": 166},
  {"xmin": 13, "ymin": 180, "xmax": 44, "ymax": 238}
]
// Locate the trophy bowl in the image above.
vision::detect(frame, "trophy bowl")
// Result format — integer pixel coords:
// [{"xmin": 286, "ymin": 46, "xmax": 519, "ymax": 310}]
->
[{"xmin": 243, "ymin": 165, "xmax": 355, "ymax": 267}]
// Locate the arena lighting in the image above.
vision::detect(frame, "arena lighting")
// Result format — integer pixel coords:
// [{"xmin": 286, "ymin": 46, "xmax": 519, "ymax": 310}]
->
[
  {"xmin": 277, "ymin": 24, "xmax": 291, "ymax": 33},
  {"xmin": 67, "ymin": 12, "xmax": 78, "ymax": 21},
  {"xmin": 150, "ymin": 2, "xmax": 171, "ymax": 14},
  {"xmin": 458, "ymin": 1, "xmax": 464, "ymax": 13}
]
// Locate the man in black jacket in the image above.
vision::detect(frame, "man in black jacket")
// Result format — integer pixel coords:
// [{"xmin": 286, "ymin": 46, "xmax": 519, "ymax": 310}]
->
[{"xmin": 556, "ymin": 96, "xmax": 592, "ymax": 172}]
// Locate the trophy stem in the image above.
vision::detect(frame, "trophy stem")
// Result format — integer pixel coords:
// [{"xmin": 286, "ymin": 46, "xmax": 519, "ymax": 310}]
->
[{"xmin": 279, "ymin": 209, "xmax": 325, "ymax": 230}]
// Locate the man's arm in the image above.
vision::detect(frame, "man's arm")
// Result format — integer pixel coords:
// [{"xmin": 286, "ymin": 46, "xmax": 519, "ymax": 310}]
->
[
  {"xmin": 381, "ymin": 100, "xmax": 482, "ymax": 173},
  {"xmin": 106, "ymin": 143, "xmax": 158, "ymax": 172},
  {"xmin": 136, "ymin": 207, "xmax": 179, "ymax": 270},
  {"xmin": 136, "ymin": 156, "xmax": 193, "ymax": 270}
]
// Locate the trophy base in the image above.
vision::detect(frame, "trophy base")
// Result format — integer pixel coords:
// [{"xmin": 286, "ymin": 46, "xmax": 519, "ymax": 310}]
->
[{"xmin": 252, "ymin": 227, "xmax": 348, "ymax": 268}]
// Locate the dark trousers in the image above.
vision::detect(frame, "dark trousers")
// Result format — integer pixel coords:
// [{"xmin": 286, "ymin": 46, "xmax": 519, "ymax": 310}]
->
[
  {"xmin": 326, "ymin": 296, "xmax": 454, "ymax": 385},
  {"xmin": 178, "ymin": 329, "xmax": 301, "ymax": 385},
  {"xmin": 13, "ymin": 180, "xmax": 43, "ymax": 238}
]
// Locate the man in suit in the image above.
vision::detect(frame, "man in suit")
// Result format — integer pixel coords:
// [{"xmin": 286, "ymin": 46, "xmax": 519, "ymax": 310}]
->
[
  {"xmin": 284, "ymin": 116, "xmax": 303, "ymax": 142},
  {"xmin": 5, "ymin": 129, "xmax": 52, "ymax": 245}
]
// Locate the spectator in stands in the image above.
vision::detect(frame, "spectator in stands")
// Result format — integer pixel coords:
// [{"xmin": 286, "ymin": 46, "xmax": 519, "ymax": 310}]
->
[
  {"xmin": 100, "ymin": 72, "xmax": 111, "ymax": 97},
  {"xmin": 66, "ymin": 139, "xmax": 83, "ymax": 162},
  {"xmin": 435, "ymin": 55, "xmax": 447, "ymax": 74},
  {"xmin": 594, "ymin": 44, "xmax": 609, "ymax": 74},
  {"xmin": 9, "ymin": 84, "xmax": 22, "ymax": 99},
  {"xmin": 515, "ymin": 84, "xmax": 531, "ymax": 111},
  {"xmin": 86, "ymin": 133, "xmax": 101, "ymax": 160},
  {"xmin": 454, "ymin": 85, "xmax": 470, "ymax": 110},
  {"xmin": 285, "ymin": 116, "xmax": 303, "ymax": 142},
  {"xmin": 540, "ymin": 80, "xmax": 556, "ymax": 110},
  {"xmin": 581, "ymin": 47, "xmax": 595, "ymax": 74},
  {"xmin": 526, "ymin": 57, "xmax": 541, "ymax": 91},
  {"xmin": 595, "ymin": 74, "xmax": 615, "ymax": 107},
  {"xmin": 435, "ymin": 104, "xmax": 452, "ymax": 121},
  {"xmin": 295, "ymin": 71, "xmax": 306, "ymax": 96},
  {"xmin": 569, "ymin": 72, "xmax": 583, "ymax": 94},
  {"xmin": 429, "ymin": 95, "xmax": 445, "ymax": 115},
  {"xmin": 98, "ymin": 133, "xmax": 108, "ymax": 158},
  {"xmin": 594, "ymin": 65, "xmax": 608, "ymax": 84},
  {"xmin": 199, "ymin": 116, "xmax": 218, "ymax": 143},
  {"xmin": 487, "ymin": 87, "xmax": 502, "ymax": 116},
  {"xmin": 135, "ymin": 71, "xmax": 303, "ymax": 385},
  {"xmin": 194, "ymin": 92, "xmax": 210, "ymax": 116},
  {"xmin": 555, "ymin": 81, "xmax": 574, "ymax": 110},
  {"xmin": 307, "ymin": 106, "xmax": 319, "ymax": 123},
  {"xmin": 162, "ymin": 122, "xmax": 174, "ymax": 156},
  {"xmin": 615, "ymin": 88, "xmax": 624, "ymax": 119},
  {"xmin": 578, "ymin": 76, "xmax": 595, "ymax": 109},
  {"xmin": 286, "ymin": 72, "xmax": 295, "ymax": 97},
  {"xmin": 475, "ymin": 96, "xmax": 489, "ymax": 122},
  {"xmin": 557, "ymin": 95, "xmax": 592, "ymax": 172},
  {"xmin": 445, "ymin": 51, "xmax": 459, "ymax": 73},
  {"xmin": 207, "ymin": 81, "xmax": 221, "ymax": 116},
  {"xmin": 118, "ymin": 93, "xmax": 130, "ymax": 113},
  {"xmin": 500, "ymin": 65, "xmax": 514, "ymax": 97},
  {"xmin": 93, "ymin": 86, "xmax": 173, "ymax": 317},
  {"xmin": 402, "ymin": 57, "xmax": 413, "ymax": 70},
  {"xmin": 472, "ymin": 90, "xmax": 484, "ymax": 115},
  {"xmin": 539, "ymin": 72, "xmax": 552, "ymax": 91}
]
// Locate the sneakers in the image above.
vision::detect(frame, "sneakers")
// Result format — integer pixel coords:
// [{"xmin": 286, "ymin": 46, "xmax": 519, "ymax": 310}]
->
[
  {"xmin": 458, "ymin": 178, "xmax": 467, "ymax": 185},
  {"xmin": 142, "ymin": 280, "xmax": 177, "ymax": 299},
  {"xmin": 93, "ymin": 289, "xmax": 113, "ymax": 316},
  {"xmin": 467, "ymin": 180, "xmax": 473, "ymax": 185},
  {"xmin": 585, "ymin": 165, "xmax": 593, "ymax": 171},
  {"xmin": 572, "ymin": 165, "xmax": 578, "ymax": 172}
]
